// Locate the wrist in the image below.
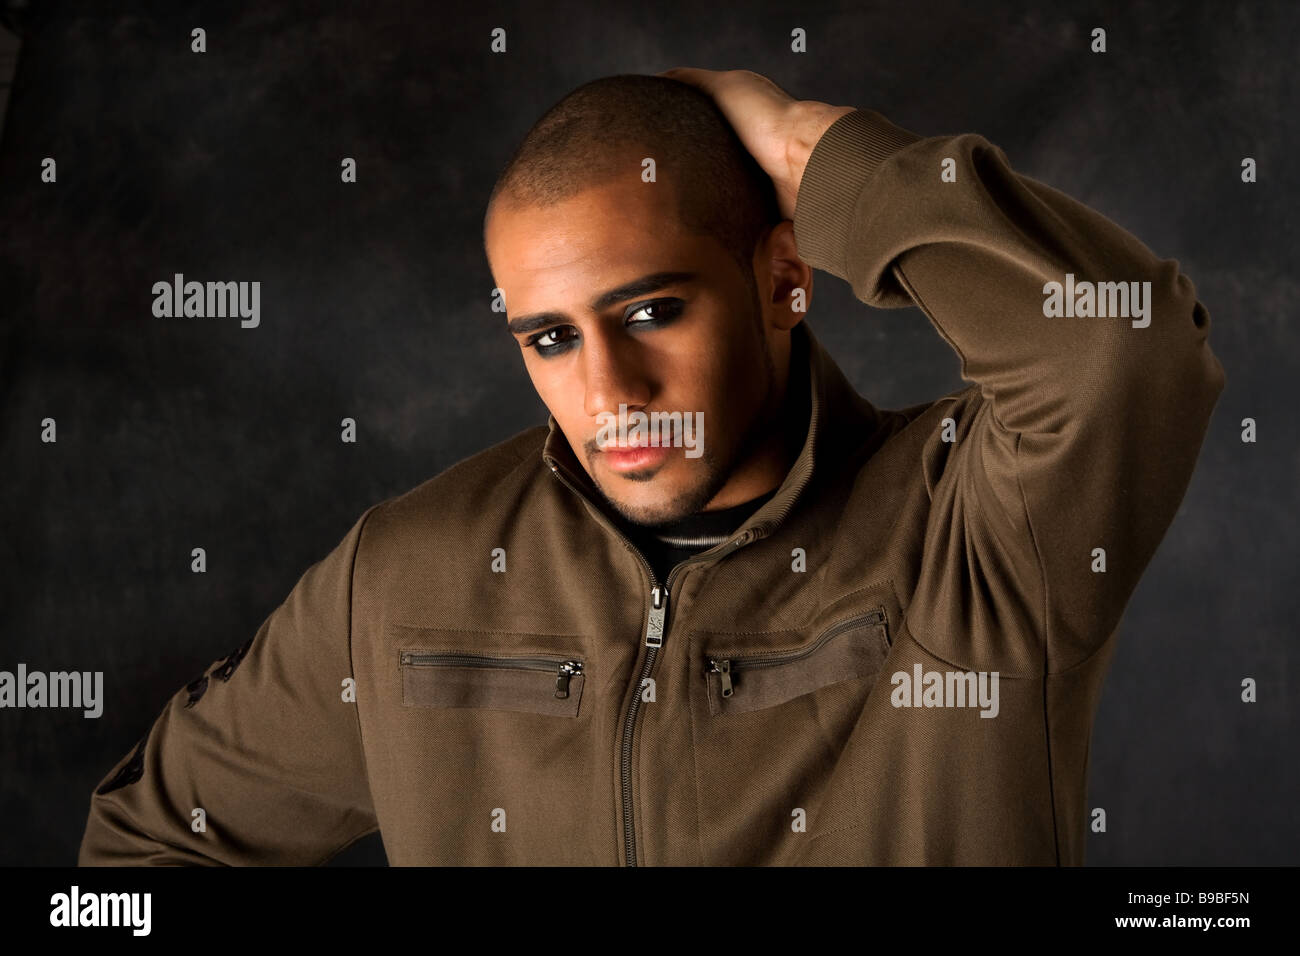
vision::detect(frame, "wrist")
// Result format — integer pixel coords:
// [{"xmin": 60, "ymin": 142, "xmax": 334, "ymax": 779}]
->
[{"xmin": 786, "ymin": 104, "xmax": 855, "ymax": 193}]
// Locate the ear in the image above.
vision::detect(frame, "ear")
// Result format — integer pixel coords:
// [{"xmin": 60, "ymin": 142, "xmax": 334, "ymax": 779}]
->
[{"xmin": 753, "ymin": 221, "xmax": 812, "ymax": 332}]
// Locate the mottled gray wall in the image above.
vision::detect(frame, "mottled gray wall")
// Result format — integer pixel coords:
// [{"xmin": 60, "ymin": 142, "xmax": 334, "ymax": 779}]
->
[{"xmin": 0, "ymin": 0, "xmax": 1294, "ymax": 866}]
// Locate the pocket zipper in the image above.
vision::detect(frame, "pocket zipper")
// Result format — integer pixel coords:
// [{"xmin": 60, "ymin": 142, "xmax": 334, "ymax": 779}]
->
[
  {"xmin": 399, "ymin": 652, "xmax": 585, "ymax": 699},
  {"xmin": 705, "ymin": 609, "xmax": 886, "ymax": 698}
]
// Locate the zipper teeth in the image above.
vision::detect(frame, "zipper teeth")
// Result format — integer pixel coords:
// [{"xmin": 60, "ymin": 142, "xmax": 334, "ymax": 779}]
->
[
  {"xmin": 710, "ymin": 609, "xmax": 885, "ymax": 670},
  {"xmin": 619, "ymin": 543, "xmax": 750, "ymax": 865},
  {"xmin": 621, "ymin": 647, "xmax": 655, "ymax": 865},
  {"xmin": 400, "ymin": 654, "xmax": 578, "ymax": 670},
  {"xmin": 547, "ymin": 457, "xmax": 754, "ymax": 868}
]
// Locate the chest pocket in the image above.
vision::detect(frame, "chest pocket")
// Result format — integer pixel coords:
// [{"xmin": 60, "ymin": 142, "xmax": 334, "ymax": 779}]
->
[
  {"xmin": 700, "ymin": 609, "xmax": 889, "ymax": 717},
  {"xmin": 397, "ymin": 644, "xmax": 587, "ymax": 718},
  {"xmin": 687, "ymin": 588, "xmax": 899, "ymax": 864}
]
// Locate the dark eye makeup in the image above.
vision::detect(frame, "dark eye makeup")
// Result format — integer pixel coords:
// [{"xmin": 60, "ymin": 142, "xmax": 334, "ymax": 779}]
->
[{"xmin": 524, "ymin": 297, "xmax": 686, "ymax": 358}]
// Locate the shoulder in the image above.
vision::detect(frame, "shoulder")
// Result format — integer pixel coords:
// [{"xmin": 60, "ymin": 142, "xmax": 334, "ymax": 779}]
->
[{"xmin": 358, "ymin": 425, "xmax": 552, "ymax": 547}]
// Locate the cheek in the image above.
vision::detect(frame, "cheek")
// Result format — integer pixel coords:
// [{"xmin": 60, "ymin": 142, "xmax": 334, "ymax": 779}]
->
[
  {"xmin": 709, "ymin": 339, "xmax": 764, "ymax": 405},
  {"xmin": 529, "ymin": 362, "xmax": 584, "ymax": 419},
  {"xmin": 523, "ymin": 354, "xmax": 562, "ymax": 396},
  {"xmin": 661, "ymin": 351, "xmax": 719, "ymax": 415}
]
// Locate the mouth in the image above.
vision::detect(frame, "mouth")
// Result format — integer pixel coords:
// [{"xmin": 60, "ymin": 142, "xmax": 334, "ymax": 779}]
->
[{"xmin": 598, "ymin": 443, "xmax": 672, "ymax": 473}]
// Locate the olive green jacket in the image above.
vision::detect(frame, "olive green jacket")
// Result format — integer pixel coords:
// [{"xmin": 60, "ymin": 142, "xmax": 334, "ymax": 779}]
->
[{"xmin": 78, "ymin": 107, "xmax": 1225, "ymax": 866}]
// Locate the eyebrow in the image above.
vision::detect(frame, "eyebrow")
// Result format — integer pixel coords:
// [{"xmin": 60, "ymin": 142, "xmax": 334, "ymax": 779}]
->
[{"xmin": 505, "ymin": 271, "xmax": 699, "ymax": 336}]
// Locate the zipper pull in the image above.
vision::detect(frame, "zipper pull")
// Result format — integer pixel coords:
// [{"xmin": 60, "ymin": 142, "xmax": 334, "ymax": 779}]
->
[
  {"xmin": 708, "ymin": 658, "xmax": 734, "ymax": 697},
  {"xmin": 645, "ymin": 586, "xmax": 667, "ymax": 647},
  {"xmin": 555, "ymin": 660, "xmax": 583, "ymax": 698}
]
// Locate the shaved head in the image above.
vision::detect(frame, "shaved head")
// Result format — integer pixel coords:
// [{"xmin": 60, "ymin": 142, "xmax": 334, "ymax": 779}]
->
[{"xmin": 484, "ymin": 74, "xmax": 782, "ymax": 283}]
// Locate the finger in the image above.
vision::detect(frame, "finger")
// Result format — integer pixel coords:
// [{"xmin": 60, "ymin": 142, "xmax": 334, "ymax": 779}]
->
[{"xmin": 656, "ymin": 66, "xmax": 717, "ymax": 90}]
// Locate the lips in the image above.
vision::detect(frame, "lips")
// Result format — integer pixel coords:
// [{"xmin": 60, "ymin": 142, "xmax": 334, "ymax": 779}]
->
[{"xmin": 600, "ymin": 443, "xmax": 671, "ymax": 473}]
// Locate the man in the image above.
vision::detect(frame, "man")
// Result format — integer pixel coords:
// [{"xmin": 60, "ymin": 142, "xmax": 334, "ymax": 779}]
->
[{"xmin": 79, "ymin": 68, "xmax": 1224, "ymax": 866}]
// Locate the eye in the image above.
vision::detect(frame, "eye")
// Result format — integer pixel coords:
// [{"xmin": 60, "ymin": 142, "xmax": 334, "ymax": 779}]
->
[
  {"xmin": 626, "ymin": 298, "xmax": 685, "ymax": 325},
  {"xmin": 524, "ymin": 325, "xmax": 578, "ymax": 357}
]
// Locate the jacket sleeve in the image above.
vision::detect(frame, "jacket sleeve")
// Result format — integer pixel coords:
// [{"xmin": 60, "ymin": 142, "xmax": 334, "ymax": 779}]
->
[
  {"xmin": 77, "ymin": 506, "xmax": 383, "ymax": 865},
  {"xmin": 792, "ymin": 109, "xmax": 1226, "ymax": 674}
]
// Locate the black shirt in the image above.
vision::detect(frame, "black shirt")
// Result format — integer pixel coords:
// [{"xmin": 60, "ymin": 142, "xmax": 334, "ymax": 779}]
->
[{"xmin": 617, "ymin": 489, "xmax": 778, "ymax": 583}]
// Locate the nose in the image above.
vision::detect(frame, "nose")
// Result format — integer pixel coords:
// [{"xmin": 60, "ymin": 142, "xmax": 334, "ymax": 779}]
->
[{"xmin": 582, "ymin": 325, "xmax": 651, "ymax": 419}]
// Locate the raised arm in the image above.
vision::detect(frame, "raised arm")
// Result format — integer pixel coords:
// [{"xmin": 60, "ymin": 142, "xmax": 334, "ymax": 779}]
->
[
  {"xmin": 78, "ymin": 506, "xmax": 382, "ymax": 865},
  {"xmin": 791, "ymin": 106, "xmax": 1224, "ymax": 672},
  {"xmin": 662, "ymin": 67, "xmax": 1225, "ymax": 673}
]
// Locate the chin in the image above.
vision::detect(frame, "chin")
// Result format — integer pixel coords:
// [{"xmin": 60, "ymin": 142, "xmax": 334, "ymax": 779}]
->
[
  {"xmin": 613, "ymin": 500, "xmax": 688, "ymax": 527},
  {"xmin": 599, "ymin": 477, "xmax": 714, "ymax": 527},
  {"xmin": 601, "ymin": 489, "xmax": 676, "ymax": 525},
  {"xmin": 588, "ymin": 449, "xmax": 728, "ymax": 527}
]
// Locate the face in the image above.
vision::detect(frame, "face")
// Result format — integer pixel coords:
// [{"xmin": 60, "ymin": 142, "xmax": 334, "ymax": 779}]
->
[{"xmin": 485, "ymin": 175, "xmax": 808, "ymax": 526}]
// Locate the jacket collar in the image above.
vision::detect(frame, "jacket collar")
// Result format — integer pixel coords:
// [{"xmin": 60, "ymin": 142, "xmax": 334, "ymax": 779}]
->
[{"xmin": 541, "ymin": 320, "xmax": 883, "ymax": 546}]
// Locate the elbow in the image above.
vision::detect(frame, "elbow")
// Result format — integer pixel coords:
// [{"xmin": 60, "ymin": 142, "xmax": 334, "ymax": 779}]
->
[
  {"xmin": 1109, "ymin": 259, "xmax": 1225, "ymax": 409},
  {"xmin": 1175, "ymin": 296, "xmax": 1227, "ymax": 410},
  {"xmin": 77, "ymin": 798, "xmax": 167, "ymax": 866},
  {"xmin": 77, "ymin": 804, "xmax": 137, "ymax": 866},
  {"xmin": 1191, "ymin": 300, "xmax": 1227, "ymax": 398}
]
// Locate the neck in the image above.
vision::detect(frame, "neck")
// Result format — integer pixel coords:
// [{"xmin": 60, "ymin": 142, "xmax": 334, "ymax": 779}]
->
[{"xmin": 701, "ymin": 339, "xmax": 809, "ymax": 511}]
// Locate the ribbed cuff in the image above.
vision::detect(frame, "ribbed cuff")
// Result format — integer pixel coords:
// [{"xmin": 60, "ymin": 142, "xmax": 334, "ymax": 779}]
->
[{"xmin": 793, "ymin": 109, "xmax": 924, "ymax": 278}]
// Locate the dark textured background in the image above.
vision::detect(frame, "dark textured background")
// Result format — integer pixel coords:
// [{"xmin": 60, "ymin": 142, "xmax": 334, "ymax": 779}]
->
[{"xmin": 0, "ymin": 0, "xmax": 1295, "ymax": 866}]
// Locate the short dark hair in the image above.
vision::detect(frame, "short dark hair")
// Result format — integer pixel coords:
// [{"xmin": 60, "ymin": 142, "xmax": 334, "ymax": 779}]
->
[{"xmin": 484, "ymin": 74, "xmax": 782, "ymax": 280}]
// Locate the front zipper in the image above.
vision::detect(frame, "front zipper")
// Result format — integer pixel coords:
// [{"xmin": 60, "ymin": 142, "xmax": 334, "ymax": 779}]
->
[
  {"xmin": 547, "ymin": 457, "xmax": 755, "ymax": 866},
  {"xmin": 399, "ymin": 652, "xmax": 584, "ymax": 699},
  {"xmin": 706, "ymin": 609, "xmax": 886, "ymax": 699}
]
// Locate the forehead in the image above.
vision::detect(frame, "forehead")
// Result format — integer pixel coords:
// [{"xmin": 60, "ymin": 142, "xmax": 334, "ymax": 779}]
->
[{"xmin": 485, "ymin": 178, "xmax": 730, "ymax": 314}]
